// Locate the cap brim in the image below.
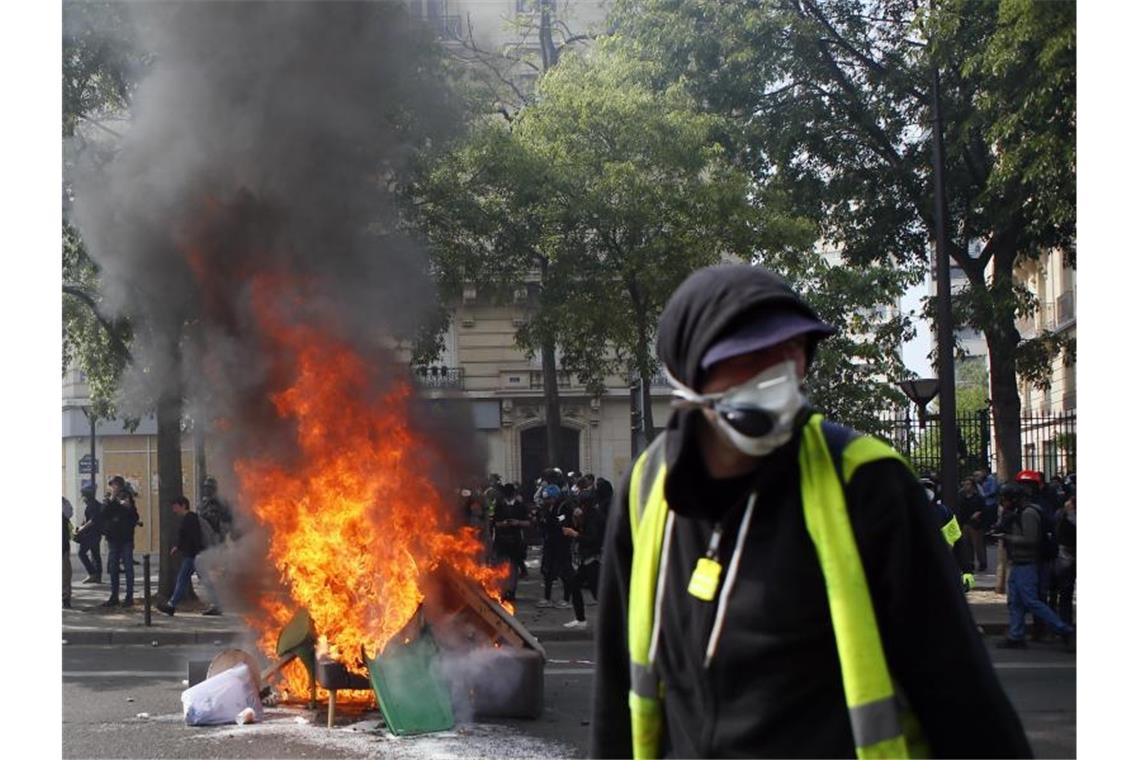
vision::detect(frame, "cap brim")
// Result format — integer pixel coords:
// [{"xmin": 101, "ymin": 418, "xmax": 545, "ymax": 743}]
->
[{"xmin": 700, "ymin": 311, "xmax": 836, "ymax": 370}]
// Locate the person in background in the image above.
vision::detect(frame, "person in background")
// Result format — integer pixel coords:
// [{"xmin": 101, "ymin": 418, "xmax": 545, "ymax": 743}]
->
[
  {"xmin": 595, "ymin": 477, "xmax": 614, "ymax": 521},
  {"xmin": 566, "ymin": 478, "xmax": 605, "ymax": 607},
  {"xmin": 537, "ymin": 484, "xmax": 574, "ymax": 610},
  {"xmin": 921, "ymin": 477, "xmax": 975, "ymax": 593},
  {"xmin": 1050, "ymin": 493, "xmax": 1076, "ymax": 627},
  {"xmin": 158, "ymin": 496, "xmax": 220, "ymax": 616},
  {"xmin": 461, "ymin": 488, "xmax": 491, "ymax": 562},
  {"xmin": 101, "ymin": 476, "xmax": 139, "ymax": 608},
  {"xmin": 76, "ymin": 484, "xmax": 104, "ymax": 583},
  {"xmin": 492, "ymin": 482, "xmax": 529, "ymax": 603},
  {"xmin": 63, "ymin": 499, "xmax": 74, "ymax": 609},
  {"xmin": 513, "ymin": 480, "xmax": 530, "ymax": 579},
  {"xmin": 993, "ymin": 483, "xmax": 1074, "ymax": 650},
  {"xmin": 958, "ymin": 476, "xmax": 988, "ymax": 572},
  {"xmin": 198, "ymin": 476, "xmax": 234, "ymax": 543},
  {"xmin": 1014, "ymin": 469, "xmax": 1057, "ymax": 639}
]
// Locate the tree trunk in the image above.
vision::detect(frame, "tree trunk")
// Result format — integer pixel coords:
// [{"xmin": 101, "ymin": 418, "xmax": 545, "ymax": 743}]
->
[
  {"xmin": 985, "ymin": 329, "xmax": 1022, "ymax": 482},
  {"xmin": 541, "ymin": 337, "xmax": 563, "ymax": 469},
  {"xmin": 156, "ymin": 385, "xmax": 184, "ymax": 599},
  {"xmin": 538, "ymin": 0, "xmax": 559, "ymax": 71},
  {"xmin": 537, "ymin": 257, "xmax": 562, "ymax": 469},
  {"xmin": 984, "ymin": 252, "xmax": 1023, "ymax": 482}
]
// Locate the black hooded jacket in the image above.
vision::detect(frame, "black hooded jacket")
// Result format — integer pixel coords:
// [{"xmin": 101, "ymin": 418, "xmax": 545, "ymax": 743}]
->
[{"xmin": 590, "ymin": 265, "xmax": 1030, "ymax": 758}]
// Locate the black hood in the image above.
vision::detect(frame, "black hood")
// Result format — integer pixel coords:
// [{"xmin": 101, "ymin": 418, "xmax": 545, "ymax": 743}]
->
[{"xmin": 656, "ymin": 264, "xmax": 828, "ymax": 389}]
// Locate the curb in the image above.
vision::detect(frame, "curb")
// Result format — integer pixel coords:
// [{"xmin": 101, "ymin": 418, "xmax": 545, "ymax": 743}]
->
[{"xmin": 62, "ymin": 628, "xmax": 247, "ymax": 646}]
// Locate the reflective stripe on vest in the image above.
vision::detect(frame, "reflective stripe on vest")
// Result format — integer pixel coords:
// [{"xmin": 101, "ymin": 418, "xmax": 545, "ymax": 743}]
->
[
  {"xmin": 626, "ymin": 414, "xmax": 918, "ymax": 759},
  {"xmin": 627, "ymin": 437, "xmax": 670, "ymax": 759}
]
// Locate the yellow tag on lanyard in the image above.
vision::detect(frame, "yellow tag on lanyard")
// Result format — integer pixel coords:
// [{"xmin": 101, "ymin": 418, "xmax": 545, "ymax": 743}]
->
[{"xmin": 687, "ymin": 557, "xmax": 723, "ymax": 601}]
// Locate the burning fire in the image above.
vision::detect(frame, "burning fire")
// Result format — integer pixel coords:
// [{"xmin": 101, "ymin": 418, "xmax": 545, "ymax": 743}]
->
[{"xmin": 212, "ymin": 274, "xmax": 506, "ymax": 699}]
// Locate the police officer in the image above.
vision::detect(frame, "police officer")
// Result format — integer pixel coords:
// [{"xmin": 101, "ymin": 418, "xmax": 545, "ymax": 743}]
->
[{"xmin": 591, "ymin": 264, "xmax": 1029, "ymax": 758}]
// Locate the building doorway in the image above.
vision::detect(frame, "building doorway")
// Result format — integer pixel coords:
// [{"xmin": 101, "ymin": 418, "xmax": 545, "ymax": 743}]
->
[{"xmin": 520, "ymin": 425, "xmax": 580, "ymax": 495}]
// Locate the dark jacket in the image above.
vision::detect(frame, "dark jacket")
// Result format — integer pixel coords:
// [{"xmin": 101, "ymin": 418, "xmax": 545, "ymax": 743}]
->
[
  {"xmin": 77, "ymin": 495, "xmax": 104, "ymax": 547},
  {"xmin": 1004, "ymin": 503, "xmax": 1043, "ymax": 565},
  {"xmin": 590, "ymin": 265, "xmax": 1029, "ymax": 758},
  {"xmin": 176, "ymin": 512, "xmax": 206, "ymax": 558},
  {"xmin": 958, "ymin": 488, "xmax": 986, "ymax": 529},
  {"xmin": 101, "ymin": 494, "xmax": 139, "ymax": 544},
  {"xmin": 63, "ymin": 515, "xmax": 71, "ymax": 554},
  {"xmin": 1056, "ymin": 510, "xmax": 1076, "ymax": 554},
  {"xmin": 540, "ymin": 500, "xmax": 573, "ymax": 559},
  {"xmin": 574, "ymin": 503, "xmax": 604, "ymax": 563},
  {"xmin": 493, "ymin": 499, "xmax": 528, "ymax": 554}
]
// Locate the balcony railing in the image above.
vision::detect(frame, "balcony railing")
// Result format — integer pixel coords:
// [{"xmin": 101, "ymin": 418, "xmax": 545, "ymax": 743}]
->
[
  {"xmin": 627, "ymin": 369, "xmax": 670, "ymax": 388},
  {"xmin": 413, "ymin": 366, "xmax": 464, "ymax": 390}
]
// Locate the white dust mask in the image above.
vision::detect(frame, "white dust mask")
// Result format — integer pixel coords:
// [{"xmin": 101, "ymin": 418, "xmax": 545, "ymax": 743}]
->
[{"xmin": 665, "ymin": 359, "xmax": 807, "ymax": 457}]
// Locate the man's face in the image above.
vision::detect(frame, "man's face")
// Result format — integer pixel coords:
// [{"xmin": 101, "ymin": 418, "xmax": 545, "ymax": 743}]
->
[
  {"xmin": 109, "ymin": 481, "xmax": 122, "ymax": 496},
  {"xmin": 698, "ymin": 337, "xmax": 808, "ymax": 395},
  {"xmin": 172, "ymin": 502, "xmax": 187, "ymax": 517}
]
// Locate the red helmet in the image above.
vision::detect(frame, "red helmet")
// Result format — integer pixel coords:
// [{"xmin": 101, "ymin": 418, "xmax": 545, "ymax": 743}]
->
[{"xmin": 1014, "ymin": 469, "xmax": 1044, "ymax": 485}]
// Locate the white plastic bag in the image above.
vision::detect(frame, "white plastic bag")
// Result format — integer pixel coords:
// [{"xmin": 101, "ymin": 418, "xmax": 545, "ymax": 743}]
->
[{"xmin": 181, "ymin": 663, "xmax": 263, "ymax": 726}]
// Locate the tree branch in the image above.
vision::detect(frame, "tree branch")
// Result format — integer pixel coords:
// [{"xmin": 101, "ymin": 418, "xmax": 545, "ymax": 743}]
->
[
  {"xmin": 801, "ymin": 0, "xmax": 926, "ymax": 101},
  {"xmin": 63, "ymin": 284, "xmax": 134, "ymax": 362}
]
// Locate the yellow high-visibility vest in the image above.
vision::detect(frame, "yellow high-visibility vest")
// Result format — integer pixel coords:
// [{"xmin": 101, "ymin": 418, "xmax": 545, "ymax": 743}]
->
[{"xmin": 626, "ymin": 413, "xmax": 927, "ymax": 759}]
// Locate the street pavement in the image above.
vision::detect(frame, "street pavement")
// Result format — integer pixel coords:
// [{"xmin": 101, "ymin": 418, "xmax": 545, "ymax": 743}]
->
[
  {"xmin": 63, "ymin": 635, "xmax": 1073, "ymax": 758},
  {"xmin": 63, "ymin": 543, "xmax": 1075, "ymax": 757}
]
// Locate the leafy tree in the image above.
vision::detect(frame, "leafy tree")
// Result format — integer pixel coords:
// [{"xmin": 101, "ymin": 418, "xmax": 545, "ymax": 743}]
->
[
  {"xmin": 407, "ymin": 120, "xmax": 573, "ymax": 465},
  {"xmin": 612, "ymin": 0, "xmax": 1075, "ymax": 479},
  {"xmin": 409, "ymin": 42, "xmax": 770, "ymax": 446},
  {"xmin": 513, "ymin": 43, "xmax": 774, "ymax": 435},
  {"xmin": 446, "ymin": 0, "xmax": 608, "ymax": 119},
  {"xmin": 63, "ymin": 0, "xmax": 146, "ymax": 417}
]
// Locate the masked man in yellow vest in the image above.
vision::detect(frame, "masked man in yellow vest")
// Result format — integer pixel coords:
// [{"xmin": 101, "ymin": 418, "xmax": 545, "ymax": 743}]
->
[{"xmin": 590, "ymin": 265, "xmax": 1030, "ymax": 758}]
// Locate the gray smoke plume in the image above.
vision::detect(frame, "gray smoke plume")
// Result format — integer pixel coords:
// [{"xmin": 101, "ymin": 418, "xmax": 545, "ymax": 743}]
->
[{"xmin": 69, "ymin": 1, "xmax": 488, "ymax": 611}]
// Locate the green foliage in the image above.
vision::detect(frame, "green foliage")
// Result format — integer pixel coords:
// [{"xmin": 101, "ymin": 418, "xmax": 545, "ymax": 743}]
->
[
  {"xmin": 62, "ymin": 222, "xmax": 132, "ymax": 419},
  {"xmin": 408, "ymin": 42, "xmax": 766, "ymax": 401},
  {"xmin": 612, "ymin": 0, "xmax": 1075, "ymax": 465},
  {"xmin": 514, "ymin": 43, "xmax": 761, "ymax": 391},
  {"xmin": 62, "ymin": 1, "xmax": 147, "ymax": 138},
  {"xmin": 62, "ymin": 2, "xmax": 146, "ymax": 421}
]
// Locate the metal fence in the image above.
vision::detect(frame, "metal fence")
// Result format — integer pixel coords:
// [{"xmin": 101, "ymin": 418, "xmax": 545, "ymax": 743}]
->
[{"xmin": 885, "ymin": 408, "xmax": 1076, "ymax": 479}]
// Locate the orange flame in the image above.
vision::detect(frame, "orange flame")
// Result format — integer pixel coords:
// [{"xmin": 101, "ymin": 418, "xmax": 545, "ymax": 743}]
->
[{"xmin": 223, "ymin": 275, "xmax": 506, "ymax": 699}]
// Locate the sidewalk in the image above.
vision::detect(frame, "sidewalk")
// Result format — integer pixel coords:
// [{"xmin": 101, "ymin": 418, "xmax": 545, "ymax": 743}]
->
[
  {"xmin": 63, "ymin": 554, "xmax": 248, "ymax": 646},
  {"xmin": 63, "ymin": 544, "xmax": 1069, "ymax": 647}
]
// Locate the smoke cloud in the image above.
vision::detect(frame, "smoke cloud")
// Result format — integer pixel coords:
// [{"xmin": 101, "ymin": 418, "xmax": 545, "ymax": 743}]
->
[{"xmin": 69, "ymin": 1, "xmax": 486, "ymax": 610}]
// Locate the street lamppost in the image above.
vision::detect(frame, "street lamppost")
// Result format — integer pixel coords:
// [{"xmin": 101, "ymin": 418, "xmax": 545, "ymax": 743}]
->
[
  {"xmin": 897, "ymin": 378, "xmax": 940, "ymax": 465},
  {"xmin": 898, "ymin": 378, "xmax": 940, "ymax": 429}
]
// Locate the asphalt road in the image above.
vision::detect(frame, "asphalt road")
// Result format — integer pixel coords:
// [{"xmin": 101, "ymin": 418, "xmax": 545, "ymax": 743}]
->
[{"xmin": 64, "ymin": 636, "xmax": 1073, "ymax": 758}]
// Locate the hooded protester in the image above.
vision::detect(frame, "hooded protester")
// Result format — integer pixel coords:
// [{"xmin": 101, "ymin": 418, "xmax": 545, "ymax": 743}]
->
[{"xmin": 590, "ymin": 264, "xmax": 1030, "ymax": 758}]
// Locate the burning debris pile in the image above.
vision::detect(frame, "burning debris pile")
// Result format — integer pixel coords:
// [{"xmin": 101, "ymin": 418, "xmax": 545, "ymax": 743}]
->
[{"xmin": 68, "ymin": 1, "xmax": 542, "ymax": 732}]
